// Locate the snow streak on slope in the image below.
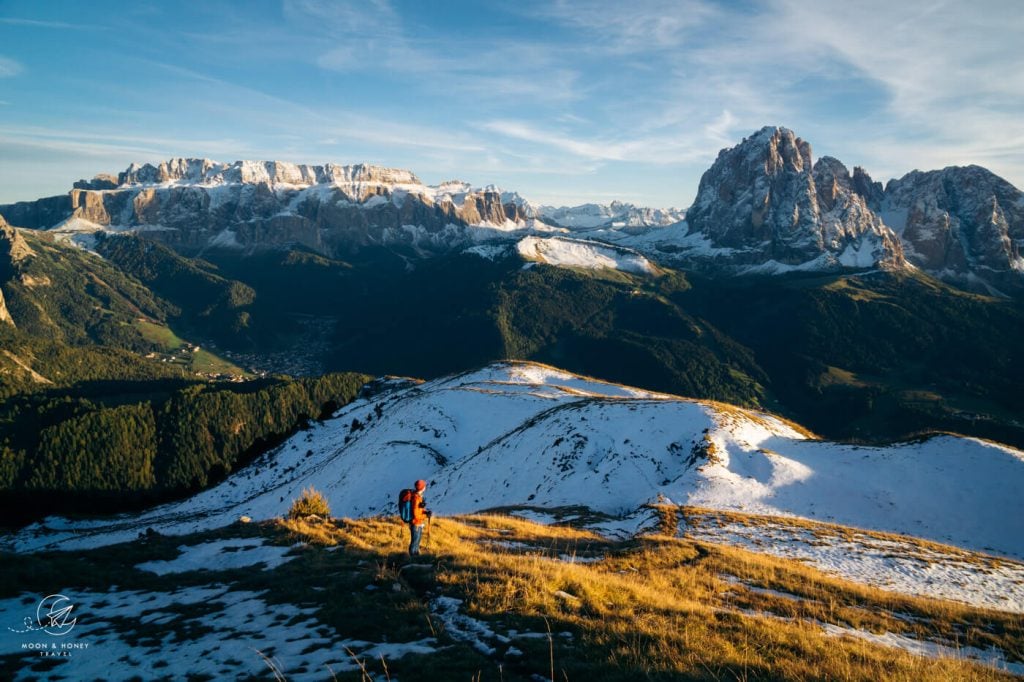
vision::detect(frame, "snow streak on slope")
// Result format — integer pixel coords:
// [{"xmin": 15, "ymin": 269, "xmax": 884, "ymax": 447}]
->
[
  {"xmin": 7, "ymin": 362, "xmax": 1024, "ymax": 566},
  {"xmin": 515, "ymin": 236, "xmax": 656, "ymax": 274},
  {"xmin": 687, "ymin": 510, "xmax": 1024, "ymax": 613}
]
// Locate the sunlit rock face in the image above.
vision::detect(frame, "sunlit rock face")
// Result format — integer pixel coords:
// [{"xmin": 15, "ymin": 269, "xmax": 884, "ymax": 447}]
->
[
  {"xmin": 882, "ymin": 166, "xmax": 1024, "ymax": 292},
  {"xmin": 684, "ymin": 126, "xmax": 904, "ymax": 271}
]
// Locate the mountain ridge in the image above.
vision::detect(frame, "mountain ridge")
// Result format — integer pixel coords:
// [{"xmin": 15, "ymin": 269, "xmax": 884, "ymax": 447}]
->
[
  {"xmin": 2, "ymin": 127, "xmax": 1022, "ymax": 293},
  {"xmin": 9, "ymin": 360, "xmax": 1023, "ymax": 561}
]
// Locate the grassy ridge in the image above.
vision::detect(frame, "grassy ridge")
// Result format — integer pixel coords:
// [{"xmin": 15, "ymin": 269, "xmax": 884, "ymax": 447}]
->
[{"xmin": 2, "ymin": 511, "xmax": 1017, "ymax": 680}]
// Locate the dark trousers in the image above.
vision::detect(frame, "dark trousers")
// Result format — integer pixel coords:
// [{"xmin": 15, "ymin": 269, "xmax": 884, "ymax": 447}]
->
[{"xmin": 409, "ymin": 523, "xmax": 424, "ymax": 555}]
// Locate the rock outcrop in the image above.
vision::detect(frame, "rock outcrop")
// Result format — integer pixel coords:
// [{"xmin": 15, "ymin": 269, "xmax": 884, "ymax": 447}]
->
[
  {"xmin": 0, "ymin": 214, "xmax": 35, "ymax": 266},
  {"xmin": 0, "ymin": 214, "xmax": 33, "ymax": 327}
]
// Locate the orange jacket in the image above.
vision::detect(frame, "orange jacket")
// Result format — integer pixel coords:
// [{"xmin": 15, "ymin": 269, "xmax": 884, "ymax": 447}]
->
[{"xmin": 411, "ymin": 491, "xmax": 429, "ymax": 526}]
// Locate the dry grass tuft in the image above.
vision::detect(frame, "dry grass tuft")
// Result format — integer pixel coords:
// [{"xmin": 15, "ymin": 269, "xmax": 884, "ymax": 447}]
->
[{"xmin": 287, "ymin": 485, "xmax": 331, "ymax": 520}]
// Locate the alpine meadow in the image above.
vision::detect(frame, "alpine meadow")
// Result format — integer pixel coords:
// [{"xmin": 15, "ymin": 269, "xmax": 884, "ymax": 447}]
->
[{"xmin": 1, "ymin": 1, "xmax": 1023, "ymax": 680}]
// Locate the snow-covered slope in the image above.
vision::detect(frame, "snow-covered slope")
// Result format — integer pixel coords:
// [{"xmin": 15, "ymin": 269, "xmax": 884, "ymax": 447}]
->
[
  {"xmin": 515, "ymin": 236, "xmax": 656, "ymax": 274},
  {"xmin": 10, "ymin": 362, "xmax": 1024, "ymax": 560}
]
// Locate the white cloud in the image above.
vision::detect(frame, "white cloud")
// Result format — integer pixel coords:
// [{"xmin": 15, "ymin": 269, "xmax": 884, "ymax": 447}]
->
[
  {"xmin": 0, "ymin": 56, "xmax": 23, "ymax": 77},
  {"xmin": 764, "ymin": 0, "xmax": 1024, "ymax": 185}
]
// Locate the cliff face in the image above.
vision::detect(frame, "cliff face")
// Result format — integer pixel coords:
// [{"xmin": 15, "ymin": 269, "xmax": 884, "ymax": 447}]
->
[
  {"xmin": 882, "ymin": 166, "xmax": 1024, "ymax": 291},
  {"xmin": 0, "ymin": 194, "xmax": 75, "ymax": 231},
  {"xmin": 0, "ymin": 214, "xmax": 35, "ymax": 327},
  {"xmin": 684, "ymin": 127, "xmax": 903, "ymax": 270},
  {"xmin": 2, "ymin": 144, "xmax": 1022, "ymax": 292},
  {"xmin": 0, "ymin": 159, "xmax": 537, "ymax": 257}
]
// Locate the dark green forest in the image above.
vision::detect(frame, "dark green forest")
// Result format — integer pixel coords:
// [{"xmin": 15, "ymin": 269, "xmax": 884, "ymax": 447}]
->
[
  {"xmin": 0, "ymin": 372, "xmax": 368, "ymax": 522},
  {"xmin": 93, "ymin": 233, "xmax": 256, "ymax": 347}
]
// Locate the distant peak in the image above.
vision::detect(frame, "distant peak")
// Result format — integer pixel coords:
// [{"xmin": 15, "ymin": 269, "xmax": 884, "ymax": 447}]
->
[{"xmin": 116, "ymin": 158, "xmax": 422, "ymax": 188}]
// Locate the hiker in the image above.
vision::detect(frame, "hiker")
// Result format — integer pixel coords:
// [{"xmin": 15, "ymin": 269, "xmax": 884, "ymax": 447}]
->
[{"xmin": 399, "ymin": 479, "xmax": 432, "ymax": 556}]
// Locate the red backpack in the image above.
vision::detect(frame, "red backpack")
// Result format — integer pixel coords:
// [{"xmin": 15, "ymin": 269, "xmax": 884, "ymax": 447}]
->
[{"xmin": 398, "ymin": 488, "xmax": 415, "ymax": 522}]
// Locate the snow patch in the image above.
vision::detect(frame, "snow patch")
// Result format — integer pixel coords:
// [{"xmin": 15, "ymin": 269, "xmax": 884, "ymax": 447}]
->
[
  {"xmin": 134, "ymin": 538, "xmax": 298, "ymax": 575},
  {"xmin": 687, "ymin": 514, "xmax": 1024, "ymax": 613},
  {"xmin": 0, "ymin": 583, "xmax": 437, "ymax": 680},
  {"xmin": 515, "ymin": 235, "xmax": 655, "ymax": 274},
  {"xmin": 463, "ymin": 243, "xmax": 511, "ymax": 261},
  {"xmin": 209, "ymin": 228, "xmax": 241, "ymax": 249},
  {"xmin": 820, "ymin": 623, "xmax": 1024, "ymax": 676}
]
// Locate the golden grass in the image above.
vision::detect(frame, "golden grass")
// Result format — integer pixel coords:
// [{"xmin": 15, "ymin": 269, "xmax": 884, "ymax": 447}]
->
[
  {"xmin": 278, "ymin": 515, "xmax": 346, "ymax": 546},
  {"xmin": 280, "ymin": 511, "xmax": 1022, "ymax": 680},
  {"xmin": 287, "ymin": 485, "xmax": 331, "ymax": 520}
]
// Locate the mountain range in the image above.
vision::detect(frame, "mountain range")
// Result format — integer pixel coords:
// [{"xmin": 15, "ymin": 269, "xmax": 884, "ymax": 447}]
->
[
  {"xmin": 2, "ymin": 126, "xmax": 1022, "ymax": 294},
  {"xmin": 2, "ymin": 127, "xmax": 1024, "ymax": 521},
  {"xmin": 2, "ymin": 129, "xmax": 1024, "ymax": 679}
]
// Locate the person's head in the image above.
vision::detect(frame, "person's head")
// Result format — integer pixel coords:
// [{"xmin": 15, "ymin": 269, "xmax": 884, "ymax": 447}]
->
[{"xmin": 415, "ymin": 479, "xmax": 427, "ymax": 491}]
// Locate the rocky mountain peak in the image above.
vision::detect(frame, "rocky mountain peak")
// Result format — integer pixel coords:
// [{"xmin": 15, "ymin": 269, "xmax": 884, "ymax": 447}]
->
[
  {"xmin": 812, "ymin": 156, "xmax": 853, "ymax": 211},
  {"xmin": 684, "ymin": 126, "xmax": 902, "ymax": 270},
  {"xmin": 118, "ymin": 158, "xmax": 221, "ymax": 186},
  {"xmin": 687, "ymin": 126, "xmax": 816, "ymax": 247},
  {"xmin": 851, "ymin": 166, "xmax": 884, "ymax": 209},
  {"xmin": 115, "ymin": 158, "xmax": 424, "ymax": 189},
  {"xmin": 883, "ymin": 165, "xmax": 1023, "ymax": 291}
]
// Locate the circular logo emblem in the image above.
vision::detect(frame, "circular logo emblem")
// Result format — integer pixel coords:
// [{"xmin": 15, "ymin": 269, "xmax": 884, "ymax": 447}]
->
[{"xmin": 36, "ymin": 594, "xmax": 76, "ymax": 636}]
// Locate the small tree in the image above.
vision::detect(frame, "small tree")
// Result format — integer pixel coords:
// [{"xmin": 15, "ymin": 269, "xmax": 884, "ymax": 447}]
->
[{"xmin": 288, "ymin": 486, "xmax": 331, "ymax": 519}]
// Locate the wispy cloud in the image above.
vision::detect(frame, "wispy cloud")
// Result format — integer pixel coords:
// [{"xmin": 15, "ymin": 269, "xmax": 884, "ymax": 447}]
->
[
  {"xmin": 1, "ymin": 1, "xmax": 1021, "ymax": 207},
  {"xmin": 529, "ymin": 0, "xmax": 721, "ymax": 52},
  {"xmin": 0, "ymin": 17, "xmax": 103, "ymax": 30},
  {"xmin": 765, "ymin": 0, "xmax": 1024, "ymax": 180},
  {"xmin": 0, "ymin": 125, "xmax": 249, "ymax": 159},
  {"xmin": 0, "ymin": 56, "xmax": 23, "ymax": 77},
  {"xmin": 291, "ymin": 0, "xmax": 584, "ymax": 105},
  {"xmin": 281, "ymin": 0, "xmax": 398, "ymax": 36}
]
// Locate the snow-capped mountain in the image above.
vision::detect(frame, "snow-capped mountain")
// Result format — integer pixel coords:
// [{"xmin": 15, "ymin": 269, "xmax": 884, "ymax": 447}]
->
[
  {"xmin": 0, "ymin": 160, "xmax": 678, "ymax": 259},
  {"xmin": 537, "ymin": 201, "xmax": 685, "ymax": 230},
  {"xmin": 0, "ymin": 158, "xmax": 556, "ymax": 257},
  {"xmin": 2, "ymin": 129, "xmax": 1023, "ymax": 291},
  {"xmin": 674, "ymin": 127, "xmax": 904, "ymax": 272},
  {"xmin": 880, "ymin": 165, "xmax": 1024, "ymax": 293},
  {"xmin": 11, "ymin": 361, "xmax": 1023, "ymax": 558}
]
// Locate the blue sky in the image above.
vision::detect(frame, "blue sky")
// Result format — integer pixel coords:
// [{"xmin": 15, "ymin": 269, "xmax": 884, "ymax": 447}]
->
[{"xmin": 0, "ymin": 0, "xmax": 1021, "ymax": 207}]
